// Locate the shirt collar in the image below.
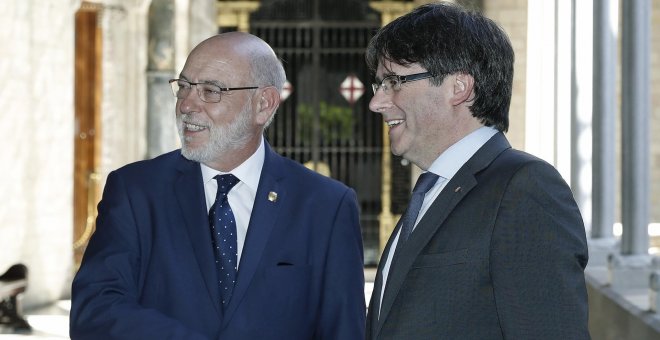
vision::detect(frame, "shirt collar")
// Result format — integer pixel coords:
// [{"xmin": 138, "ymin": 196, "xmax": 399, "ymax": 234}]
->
[
  {"xmin": 200, "ymin": 137, "xmax": 265, "ymax": 193},
  {"xmin": 427, "ymin": 126, "xmax": 498, "ymax": 180}
]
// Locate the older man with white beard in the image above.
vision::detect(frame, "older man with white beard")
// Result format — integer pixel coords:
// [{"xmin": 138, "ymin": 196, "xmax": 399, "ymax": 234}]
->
[{"xmin": 70, "ymin": 32, "xmax": 366, "ymax": 340}]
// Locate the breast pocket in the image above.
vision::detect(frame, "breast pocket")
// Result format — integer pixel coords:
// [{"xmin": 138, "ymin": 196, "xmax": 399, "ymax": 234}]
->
[
  {"xmin": 261, "ymin": 264, "xmax": 312, "ymax": 312},
  {"xmin": 412, "ymin": 248, "xmax": 469, "ymax": 268},
  {"xmin": 264, "ymin": 264, "xmax": 311, "ymax": 283}
]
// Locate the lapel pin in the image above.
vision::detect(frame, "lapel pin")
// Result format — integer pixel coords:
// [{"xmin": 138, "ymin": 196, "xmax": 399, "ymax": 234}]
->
[
  {"xmin": 454, "ymin": 186, "xmax": 462, "ymax": 193},
  {"xmin": 268, "ymin": 191, "xmax": 278, "ymax": 202}
]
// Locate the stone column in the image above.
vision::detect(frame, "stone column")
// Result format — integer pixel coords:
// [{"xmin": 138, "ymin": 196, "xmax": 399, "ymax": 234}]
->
[
  {"xmin": 592, "ymin": 0, "xmax": 616, "ymax": 239},
  {"xmin": 524, "ymin": 0, "xmax": 573, "ymax": 181},
  {"xmin": 147, "ymin": 0, "xmax": 177, "ymax": 159},
  {"xmin": 588, "ymin": 0, "xmax": 619, "ymax": 267},
  {"xmin": 609, "ymin": 0, "xmax": 651, "ymax": 290},
  {"xmin": 188, "ymin": 0, "xmax": 218, "ymax": 49},
  {"xmin": 99, "ymin": 1, "xmax": 149, "ymax": 178},
  {"xmin": 620, "ymin": 0, "xmax": 650, "ymax": 256}
]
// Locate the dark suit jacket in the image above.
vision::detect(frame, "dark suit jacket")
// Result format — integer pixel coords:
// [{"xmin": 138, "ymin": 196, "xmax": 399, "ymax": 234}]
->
[
  {"xmin": 70, "ymin": 143, "xmax": 365, "ymax": 340},
  {"xmin": 367, "ymin": 133, "xmax": 590, "ymax": 340}
]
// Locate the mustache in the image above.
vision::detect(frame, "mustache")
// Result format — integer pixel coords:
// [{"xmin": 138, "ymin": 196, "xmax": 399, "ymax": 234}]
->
[{"xmin": 178, "ymin": 113, "xmax": 210, "ymax": 128}]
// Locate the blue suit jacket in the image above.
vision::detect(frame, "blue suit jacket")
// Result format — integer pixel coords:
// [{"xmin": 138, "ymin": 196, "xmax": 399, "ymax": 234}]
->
[
  {"xmin": 71, "ymin": 143, "xmax": 365, "ymax": 339},
  {"xmin": 366, "ymin": 133, "xmax": 590, "ymax": 339}
]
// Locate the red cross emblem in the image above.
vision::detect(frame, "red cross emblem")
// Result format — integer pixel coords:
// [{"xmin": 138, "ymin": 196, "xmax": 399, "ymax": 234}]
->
[{"xmin": 339, "ymin": 75, "xmax": 364, "ymax": 104}]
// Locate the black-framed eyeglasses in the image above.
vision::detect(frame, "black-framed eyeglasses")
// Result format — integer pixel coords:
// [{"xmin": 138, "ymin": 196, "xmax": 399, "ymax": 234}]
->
[
  {"xmin": 169, "ymin": 79, "xmax": 259, "ymax": 103},
  {"xmin": 371, "ymin": 71, "xmax": 435, "ymax": 94}
]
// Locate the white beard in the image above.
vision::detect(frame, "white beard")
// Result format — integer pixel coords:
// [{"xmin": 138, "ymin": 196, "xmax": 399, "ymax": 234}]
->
[{"xmin": 177, "ymin": 101, "xmax": 253, "ymax": 164}]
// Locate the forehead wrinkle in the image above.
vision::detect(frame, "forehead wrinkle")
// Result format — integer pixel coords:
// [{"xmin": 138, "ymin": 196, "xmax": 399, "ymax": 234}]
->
[
  {"xmin": 211, "ymin": 58, "xmax": 248, "ymax": 84},
  {"xmin": 181, "ymin": 62, "xmax": 235, "ymax": 86},
  {"xmin": 178, "ymin": 74, "xmax": 222, "ymax": 86}
]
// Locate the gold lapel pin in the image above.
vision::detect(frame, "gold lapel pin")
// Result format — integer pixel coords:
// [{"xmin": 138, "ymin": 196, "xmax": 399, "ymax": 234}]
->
[
  {"xmin": 268, "ymin": 191, "xmax": 278, "ymax": 202},
  {"xmin": 454, "ymin": 186, "xmax": 462, "ymax": 193}
]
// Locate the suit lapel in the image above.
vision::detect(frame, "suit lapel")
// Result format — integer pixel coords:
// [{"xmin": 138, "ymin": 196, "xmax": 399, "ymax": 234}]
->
[
  {"xmin": 375, "ymin": 133, "xmax": 511, "ymax": 338},
  {"xmin": 173, "ymin": 155, "xmax": 222, "ymax": 318},
  {"xmin": 222, "ymin": 143, "xmax": 285, "ymax": 325},
  {"xmin": 375, "ymin": 175, "xmax": 475, "ymax": 338}
]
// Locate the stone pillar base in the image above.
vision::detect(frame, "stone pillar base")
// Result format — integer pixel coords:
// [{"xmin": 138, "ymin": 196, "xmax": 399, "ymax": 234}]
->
[
  {"xmin": 587, "ymin": 237, "xmax": 619, "ymax": 267},
  {"xmin": 608, "ymin": 253, "xmax": 653, "ymax": 290},
  {"xmin": 647, "ymin": 257, "xmax": 660, "ymax": 312}
]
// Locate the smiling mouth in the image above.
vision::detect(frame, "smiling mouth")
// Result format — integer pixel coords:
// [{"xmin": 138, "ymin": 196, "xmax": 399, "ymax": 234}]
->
[
  {"xmin": 387, "ymin": 120, "xmax": 404, "ymax": 127},
  {"xmin": 183, "ymin": 122, "xmax": 208, "ymax": 132}
]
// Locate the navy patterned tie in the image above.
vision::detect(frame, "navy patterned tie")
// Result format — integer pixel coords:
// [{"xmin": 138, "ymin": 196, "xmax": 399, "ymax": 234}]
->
[
  {"xmin": 209, "ymin": 174, "xmax": 240, "ymax": 307},
  {"xmin": 396, "ymin": 172, "xmax": 439, "ymax": 251}
]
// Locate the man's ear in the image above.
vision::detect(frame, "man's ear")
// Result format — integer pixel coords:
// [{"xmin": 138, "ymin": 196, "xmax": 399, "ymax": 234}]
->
[
  {"xmin": 451, "ymin": 73, "xmax": 475, "ymax": 106},
  {"xmin": 255, "ymin": 86, "xmax": 281, "ymax": 125}
]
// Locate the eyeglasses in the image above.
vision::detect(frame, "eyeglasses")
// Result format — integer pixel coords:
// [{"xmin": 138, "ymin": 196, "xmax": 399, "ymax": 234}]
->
[
  {"xmin": 169, "ymin": 79, "xmax": 259, "ymax": 103},
  {"xmin": 371, "ymin": 71, "xmax": 435, "ymax": 94}
]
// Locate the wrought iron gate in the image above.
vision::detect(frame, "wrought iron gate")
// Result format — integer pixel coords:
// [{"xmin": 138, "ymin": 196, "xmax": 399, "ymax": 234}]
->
[{"xmin": 248, "ymin": 0, "xmax": 384, "ymax": 264}]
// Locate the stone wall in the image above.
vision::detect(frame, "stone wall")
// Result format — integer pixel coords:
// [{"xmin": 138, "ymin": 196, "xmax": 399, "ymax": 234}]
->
[
  {"xmin": 0, "ymin": 0, "xmax": 215, "ymax": 308},
  {"xmin": 0, "ymin": 0, "xmax": 78, "ymax": 307}
]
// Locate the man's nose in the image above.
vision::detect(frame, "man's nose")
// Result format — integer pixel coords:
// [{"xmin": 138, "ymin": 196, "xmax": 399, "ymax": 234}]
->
[
  {"xmin": 369, "ymin": 89, "xmax": 391, "ymax": 114},
  {"xmin": 178, "ymin": 87, "xmax": 203, "ymax": 113}
]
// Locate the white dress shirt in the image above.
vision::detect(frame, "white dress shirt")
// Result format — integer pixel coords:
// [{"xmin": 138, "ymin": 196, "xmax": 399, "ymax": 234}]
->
[
  {"xmin": 201, "ymin": 137, "xmax": 265, "ymax": 269},
  {"xmin": 378, "ymin": 126, "xmax": 498, "ymax": 317}
]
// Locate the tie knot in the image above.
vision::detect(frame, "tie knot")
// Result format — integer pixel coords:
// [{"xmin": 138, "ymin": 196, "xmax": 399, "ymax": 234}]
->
[
  {"xmin": 215, "ymin": 174, "xmax": 240, "ymax": 196},
  {"xmin": 413, "ymin": 172, "xmax": 439, "ymax": 195}
]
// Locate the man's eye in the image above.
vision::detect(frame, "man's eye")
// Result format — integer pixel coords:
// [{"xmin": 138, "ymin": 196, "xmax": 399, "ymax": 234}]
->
[
  {"xmin": 178, "ymin": 82, "xmax": 191, "ymax": 89},
  {"xmin": 384, "ymin": 77, "xmax": 399, "ymax": 87},
  {"xmin": 202, "ymin": 86, "xmax": 221, "ymax": 95}
]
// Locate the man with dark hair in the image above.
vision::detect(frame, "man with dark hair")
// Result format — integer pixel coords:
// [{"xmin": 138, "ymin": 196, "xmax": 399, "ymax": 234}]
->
[{"xmin": 366, "ymin": 2, "xmax": 590, "ymax": 339}]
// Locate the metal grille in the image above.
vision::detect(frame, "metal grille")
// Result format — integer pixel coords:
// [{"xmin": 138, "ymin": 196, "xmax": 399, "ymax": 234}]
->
[{"xmin": 249, "ymin": 1, "xmax": 383, "ymax": 264}]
